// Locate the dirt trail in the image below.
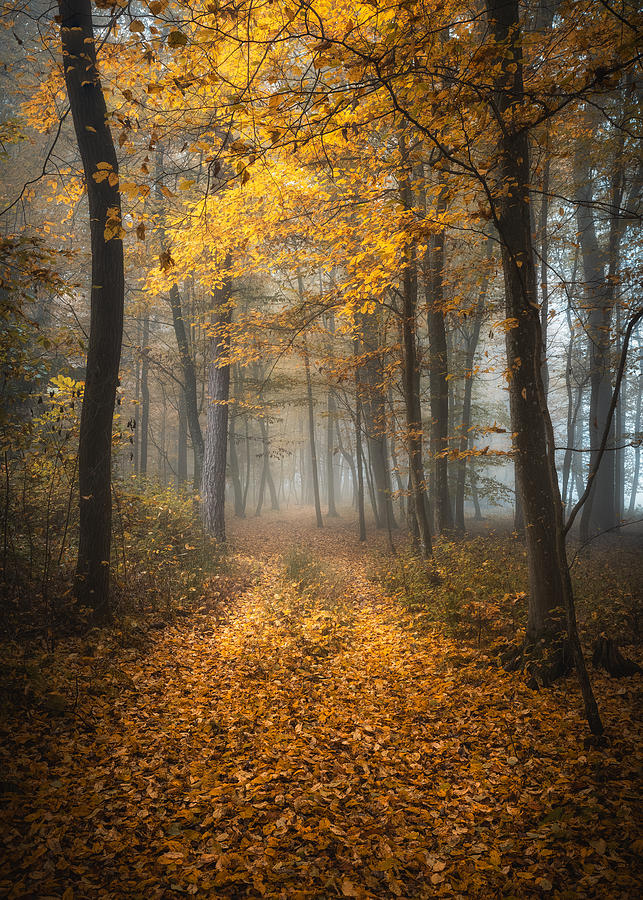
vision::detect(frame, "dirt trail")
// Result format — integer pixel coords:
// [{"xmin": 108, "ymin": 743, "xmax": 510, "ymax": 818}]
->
[{"xmin": 1, "ymin": 510, "xmax": 640, "ymax": 898}]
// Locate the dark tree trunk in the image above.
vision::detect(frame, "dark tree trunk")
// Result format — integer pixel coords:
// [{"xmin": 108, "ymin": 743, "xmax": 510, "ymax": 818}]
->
[
  {"xmin": 539, "ymin": 142, "xmax": 551, "ymax": 396},
  {"xmin": 59, "ymin": 0, "xmax": 124, "ymax": 621},
  {"xmin": 425, "ymin": 194, "xmax": 453, "ymax": 533},
  {"xmin": 399, "ymin": 180, "xmax": 433, "ymax": 556},
  {"xmin": 203, "ymin": 277, "xmax": 232, "ymax": 541},
  {"xmin": 398, "ymin": 150, "xmax": 432, "ymax": 557},
  {"xmin": 140, "ymin": 315, "xmax": 150, "ymax": 477},
  {"xmin": 486, "ymin": 0, "xmax": 602, "ymax": 734},
  {"xmin": 361, "ymin": 314, "xmax": 396, "ymax": 531},
  {"xmin": 454, "ymin": 259, "xmax": 488, "ymax": 532},
  {"xmin": 169, "ymin": 283, "xmax": 203, "ymax": 490}
]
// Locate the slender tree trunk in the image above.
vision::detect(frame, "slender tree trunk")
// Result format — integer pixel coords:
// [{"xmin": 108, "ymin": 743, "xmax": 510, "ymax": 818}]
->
[
  {"xmin": 203, "ymin": 276, "xmax": 232, "ymax": 540},
  {"xmin": 574, "ymin": 119, "xmax": 628, "ymax": 539},
  {"xmin": 255, "ymin": 424, "xmax": 267, "ymax": 517},
  {"xmin": 140, "ymin": 315, "xmax": 150, "ymax": 477},
  {"xmin": 258, "ymin": 416, "xmax": 279, "ymax": 511},
  {"xmin": 133, "ymin": 319, "xmax": 141, "ymax": 475},
  {"xmin": 455, "ymin": 259, "xmax": 488, "ymax": 532},
  {"xmin": 361, "ymin": 314, "xmax": 396, "ymax": 530},
  {"xmin": 228, "ymin": 408, "xmax": 244, "ymax": 516},
  {"xmin": 470, "ymin": 466, "xmax": 482, "ymax": 521},
  {"xmin": 242, "ymin": 418, "xmax": 251, "ymax": 516},
  {"xmin": 398, "ymin": 149, "xmax": 433, "ymax": 557},
  {"xmin": 326, "ymin": 388, "xmax": 338, "ymax": 516},
  {"xmin": 177, "ymin": 392, "xmax": 188, "ymax": 487},
  {"xmin": 539, "ymin": 140, "xmax": 550, "ymax": 396},
  {"xmin": 399, "ymin": 177, "xmax": 433, "ymax": 556},
  {"xmin": 59, "ymin": 0, "xmax": 124, "ymax": 621},
  {"xmin": 160, "ymin": 388, "xmax": 167, "ymax": 486},
  {"xmin": 628, "ymin": 351, "xmax": 642, "ymax": 515},
  {"xmin": 354, "ymin": 338, "xmax": 366, "ymax": 541},
  {"xmin": 303, "ymin": 337, "xmax": 323, "ymax": 528},
  {"xmin": 425, "ymin": 188, "xmax": 453, "ymax": 533},
  {"xmin": 336, "ymin": 418, "xmax": 358, "ymax": 504},
  {"xmin": 169, "ymin": 283, "xmax": 203, "ymax": 490}
]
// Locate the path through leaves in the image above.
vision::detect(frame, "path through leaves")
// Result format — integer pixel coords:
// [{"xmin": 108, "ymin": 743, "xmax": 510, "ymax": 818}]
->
[{"xmin": 1, "ymin": 512, "xmax": 641, "ymax": 898}]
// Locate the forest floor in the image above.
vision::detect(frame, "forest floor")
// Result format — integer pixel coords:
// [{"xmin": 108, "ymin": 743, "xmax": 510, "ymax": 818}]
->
[{"xmin": 1, "ymin": 510, "xmax": 641, "ymax": 899}]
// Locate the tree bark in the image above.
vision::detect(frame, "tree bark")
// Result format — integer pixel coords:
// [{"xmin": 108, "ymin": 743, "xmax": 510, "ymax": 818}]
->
[
  {"xmin": 177, "ymin": 391, "xmax": 188, "ymax": 487},
  {"xmin": 454, "ymin": 255, "xmax": 489, "ymax": 532},
  {"xmin": 486, "ymin": 0, "xmax": 602, "ymax": 734},
  {"xmin": 354, "ymin": 338, "xmax": 367, "ymax": 542},
  {"xmin": 628, "ymin": 350, "xmax": 642, "ymax": 515},
  {"xmin": 425, "ymin": 188, "xmax": 453, "ymax": 533},
  {"xmin": 326, "ymin": 387, "xmax": 338, "ymax": 516},
  {"xmin": 168, "ymin": 283, "xmax": 203, "ymax": 490},
  {"xmin": 59, "ymin": 0, "xmax": 124, "ymax": 621},
  {"xmin": 574, "ymin": 148, "xmax": 617, "ymax": 539},
  {"xmin": 140, "ymin": 315, "xmax": 150, "ymax": 477},
  {"xmin": 203, "ymin": 277, "xmax": 232, "ymax": 541},
  {"xmin": 361, "ymin": 314, "xmax": 396, "ymax": 530},
  {"xmin": 399, "ymin": 167, "xmax": 433, "ymax": 558},
  {"xmin": 228, "ymin": 405, "xmax": 244, "ymax": 516}
]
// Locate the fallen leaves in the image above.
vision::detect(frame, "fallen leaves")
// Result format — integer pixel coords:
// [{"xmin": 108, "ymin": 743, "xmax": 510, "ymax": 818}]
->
[{"xmin": 0, "ymin": 512, "xmax": 641, "ymax": 898}]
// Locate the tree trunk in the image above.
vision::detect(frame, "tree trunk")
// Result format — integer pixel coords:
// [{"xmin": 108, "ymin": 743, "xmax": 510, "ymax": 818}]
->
[
  {"xmin": 628, "ymin": 351, "xmax": 642, "ymax": 515},
  {"xmin": 399, "ymin": 171, "xmax": 433, "ymax": 557},
  {"xmin": 169, "ymin": 283, "xmax": 203, "ymax": 490},
  {"xmin": 177, "ymin": 391, "xmax": 188, "ymax": 487},
  {"xmin": 140, "ymin": 315, "xmax": 150, "ymax": 477},
  {"xmin": 242, "ymin": 418, "xmax": 251, "ymax": 516},
  {"xmin": 303, "ymin": 337, "xmax": 323, "ymax": 529},
  {"xmin": 539, "ymin": 141, "xmax": 551, "ymax": 396},
  {"xmin": 326, "ymin": 387, "xmax": 338, "ymax": 516},
  {"xmin": 203, "ymin": 277, "xmax": 232, "ymax": 541},
  {"xmin": 354, "ymin": 338, "xmax": 366, "ymax": 542},
  {"xmin": 361, "ymin": 314, "xmax": 396, "ymax": 530},
  {"xmin": 59, "ymin": 0, "xmax": 124, "ymax": 621},
  {"xmin": 470, "ymin": 465, "xmax": 482, "ymax": 521},
  {"xmin": 454, "ymin": 259, "xmax": 488, "ymax": 532},
  {"xmin": 425, "ymin": 190, "xmax": 453, "ymax": 533},
  {"xmin": 228, "ymin": 405, "xmax": 244, "ymax": 516},
  {"xmin": 486, "ymin": 0, "xmax": 602, "ymax": 734}
]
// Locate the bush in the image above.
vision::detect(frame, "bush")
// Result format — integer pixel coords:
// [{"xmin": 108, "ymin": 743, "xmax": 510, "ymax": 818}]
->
[{"xmin": 373, "ymin": 536, "xmax": 529, "ymax": 644}]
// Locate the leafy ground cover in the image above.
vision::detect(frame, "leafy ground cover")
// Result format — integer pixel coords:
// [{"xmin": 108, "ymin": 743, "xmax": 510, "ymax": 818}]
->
[{"xmin": 1, "ymin": 510, "xmax": 641, "ymax": 898}]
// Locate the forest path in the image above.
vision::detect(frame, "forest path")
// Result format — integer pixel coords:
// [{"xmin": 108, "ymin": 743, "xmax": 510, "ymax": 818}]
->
[{"xmin": 2, "ymin": 509, "xmax": 640, "ymax": 898}]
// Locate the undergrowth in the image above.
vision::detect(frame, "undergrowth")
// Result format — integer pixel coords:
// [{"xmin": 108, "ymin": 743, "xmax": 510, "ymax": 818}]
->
[
  {"xmin": 373, "ymin": 532, "xmax": 642, "ymax": 651},
  {"xmin": 282, "ymin": 545, "xmax": 348, "ymax": 609},
  {"xmin": 1, "ymin": 477, "xmax": 227, "ymax": 643}
]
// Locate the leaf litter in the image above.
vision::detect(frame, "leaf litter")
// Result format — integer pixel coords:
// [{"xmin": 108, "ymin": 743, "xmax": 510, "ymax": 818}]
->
[{"xmin": 1, "ymin": 512, "xmax": 641, "ymax": 898}]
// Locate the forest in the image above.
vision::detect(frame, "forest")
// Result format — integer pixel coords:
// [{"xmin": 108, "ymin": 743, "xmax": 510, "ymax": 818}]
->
[{"xmin": 0, "ymin": 0, "xmax": 641, "ymax": 897}]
